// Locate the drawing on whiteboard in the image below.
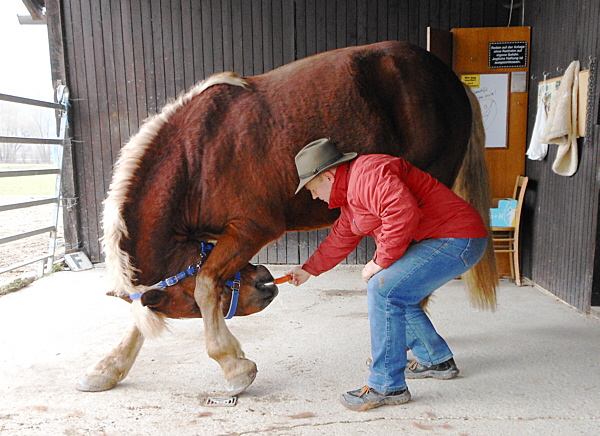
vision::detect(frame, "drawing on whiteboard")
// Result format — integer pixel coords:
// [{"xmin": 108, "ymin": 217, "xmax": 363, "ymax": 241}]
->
[
  {"xmin": 476, "ymin": 92, "xmax": 498, "ymax": 131},
  {"xmin": 471, "ymin": 74, "xmax": 509, "ymax": 148}
]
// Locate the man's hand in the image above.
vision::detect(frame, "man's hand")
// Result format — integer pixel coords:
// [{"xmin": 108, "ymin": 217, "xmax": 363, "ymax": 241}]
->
[
  {"xmin": 287, "ymin": 266, "xmax": 311, "ymax": 286},
  {"xmin": 362, "ymin": 260, "xmax": 383, "ymax": 283}
]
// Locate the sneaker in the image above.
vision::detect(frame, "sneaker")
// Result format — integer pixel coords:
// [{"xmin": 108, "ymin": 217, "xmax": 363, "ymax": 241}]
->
[
  {"xmin": 405, "ymin": 358, "xmax": 459, "ymax": 380},
  {"xmin": 340, "ymin": 385, "xmax": 411, "ymax": 411}
]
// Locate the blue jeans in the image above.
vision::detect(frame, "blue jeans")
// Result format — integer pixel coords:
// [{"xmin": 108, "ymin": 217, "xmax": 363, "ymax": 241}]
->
[{"xmin": 366, "ymin": 237, "xmax": 487, "ymax": 392}]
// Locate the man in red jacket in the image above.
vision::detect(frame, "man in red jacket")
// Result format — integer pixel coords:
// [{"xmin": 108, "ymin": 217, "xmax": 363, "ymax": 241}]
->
[{"xmin": 289, "ymin": 138, "xmax": 488, "ymax": 411}]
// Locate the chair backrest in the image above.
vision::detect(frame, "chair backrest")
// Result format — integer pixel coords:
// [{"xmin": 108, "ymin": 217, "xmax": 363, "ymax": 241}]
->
[{"xmin": 513, "ymin": 175, "xmax": 529, "ymax": 231}]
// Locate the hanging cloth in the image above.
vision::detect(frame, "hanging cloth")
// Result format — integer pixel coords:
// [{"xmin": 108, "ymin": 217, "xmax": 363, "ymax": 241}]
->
[
  {"xmin": 526, "ymin": 86, "xmax": 548, "ymax": 161},
  {"xmin": 540, "ymin": 60, "xmax": 580, "ymax": 176}
]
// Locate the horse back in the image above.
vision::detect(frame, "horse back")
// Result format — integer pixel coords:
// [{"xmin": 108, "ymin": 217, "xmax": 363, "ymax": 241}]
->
[{"xmin": 243, "ymin": 41, "xmax": 471, "ymax": 229}]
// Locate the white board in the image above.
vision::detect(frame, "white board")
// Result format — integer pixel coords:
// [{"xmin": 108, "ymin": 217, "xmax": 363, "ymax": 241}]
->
[{"xmin": 469, "ymin": 74, "xmax": 509, "ymax": 148}]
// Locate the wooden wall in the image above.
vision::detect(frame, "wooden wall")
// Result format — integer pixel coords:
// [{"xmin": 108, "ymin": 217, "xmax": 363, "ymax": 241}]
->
[
  {"xmin": 55, "ymin": 0, "xmax": 600, "ymax": 311},
  {"xmin": 56, "ymin": 0, "xmax": 513, "ymax": 266},
  {"xmin": 522, "ymin": 0, "xmax": 600, "ymax": 311}
]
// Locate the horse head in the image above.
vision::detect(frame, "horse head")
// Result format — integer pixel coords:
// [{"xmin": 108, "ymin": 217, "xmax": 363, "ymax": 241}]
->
[
  {"xmin": 141, "ymin": 263, "xmax": 278, "ymax": 318},
  {"xmin": 114, "ymin": 263, "xmax": 278, "ymax": 319}
]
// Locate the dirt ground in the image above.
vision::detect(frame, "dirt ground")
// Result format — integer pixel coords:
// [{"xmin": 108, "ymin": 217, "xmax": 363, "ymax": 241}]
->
[
  {"xmin": 2, "ymin": 196, "xmax": 600, "ymax": 435},
  {"xmin": 2, "ymin": 264, "xmax": 600, "ymax": 436},
  {"xmin": 0, "ymin": 195, "xmax": 64, "ymax": 286}
]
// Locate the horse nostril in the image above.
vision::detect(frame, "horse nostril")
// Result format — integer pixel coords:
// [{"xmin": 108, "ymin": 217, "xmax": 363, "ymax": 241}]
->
[
  {"xmin": 255, "ymin": 280, "xmax": 279, "ymax": 298},
  {"xmin": 255, "ymin": 274, "xmax": 274, "ymax": 288},
  {"xmin": 257, "ymin": 282, "xmax": 273, "ymax": 290}
]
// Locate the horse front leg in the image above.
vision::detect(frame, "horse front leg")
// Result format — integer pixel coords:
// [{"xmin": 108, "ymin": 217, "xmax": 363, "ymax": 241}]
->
[
  {"xmin": 194, "ymin": 223, "xmax": 278, "ymax": 395},
  {"xmin": 76, "ymin": 323, "xmax": 145, "ymax": 392},
  {"xmin": 195, "ymin": 273, "xmax": 258, "ymax": 395}
]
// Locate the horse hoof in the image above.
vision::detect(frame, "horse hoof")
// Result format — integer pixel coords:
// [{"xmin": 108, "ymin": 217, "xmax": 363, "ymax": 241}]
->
[
  {"xmin": 76, "ymin": 374, "xmax": 119, "ymax": 392},
  {"xmin": 225, "ymin": 360, "xmax": 258, "ymax": 396}
]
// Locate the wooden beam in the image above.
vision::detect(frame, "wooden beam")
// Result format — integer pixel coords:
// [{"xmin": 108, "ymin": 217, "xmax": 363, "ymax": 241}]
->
[
  {"xmin": 45, "ymin": 0, "xmax": 81, "ymax": 256},
  {"xmin": 21, "ymin": 0, "xmax": 45, "ymax": 21}
]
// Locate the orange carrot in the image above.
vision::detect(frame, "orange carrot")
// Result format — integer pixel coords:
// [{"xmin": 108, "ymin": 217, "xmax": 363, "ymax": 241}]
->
[{"xmin": 272, "ymin": 274, "xmax": 292, "ymax": 285}]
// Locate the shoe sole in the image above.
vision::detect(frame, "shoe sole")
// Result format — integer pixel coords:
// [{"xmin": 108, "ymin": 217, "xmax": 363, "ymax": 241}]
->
[
  {"xmin": 405, "ymin": 369, "xmax": 459, "ymax": 380},
  {"xmin": 340, "ymin": 392, "xmax": 411, "ymax": 411}
]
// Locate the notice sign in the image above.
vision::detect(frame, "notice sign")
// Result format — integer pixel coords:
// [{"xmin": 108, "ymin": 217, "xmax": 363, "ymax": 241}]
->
[
  {"xmin": 488, "ymin": 41, "xmax": 528, "ymax": 69},
  {"xmin": 461, "ymin": 74, "xmax": 480, "ymax": 88}
]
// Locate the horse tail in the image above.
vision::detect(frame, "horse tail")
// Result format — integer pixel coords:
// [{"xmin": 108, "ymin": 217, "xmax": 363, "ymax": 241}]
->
[{"xmin": 452, "ymin": 84, "xmax": 499, "ymax": 310}]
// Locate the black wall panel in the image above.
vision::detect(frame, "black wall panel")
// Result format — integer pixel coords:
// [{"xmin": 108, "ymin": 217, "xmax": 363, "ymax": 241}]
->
[
  {"xmin": 522, "ymin": 0, "xmax": 600, "ymax": 311},
  {"xmin": 60, "ymin": 0, "xmax": 510, "ymax": 265}
]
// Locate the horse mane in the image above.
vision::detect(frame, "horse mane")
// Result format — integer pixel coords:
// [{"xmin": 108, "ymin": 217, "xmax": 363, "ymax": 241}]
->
[{"xmin": 102, "ymin": 72, "xmax": 248, "ymax": 302}]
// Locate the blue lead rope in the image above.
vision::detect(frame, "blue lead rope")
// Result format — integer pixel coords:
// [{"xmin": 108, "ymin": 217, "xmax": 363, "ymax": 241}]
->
[{"xmin": 130, "ymin": 242, "xmax": 242, "ymax": 319}]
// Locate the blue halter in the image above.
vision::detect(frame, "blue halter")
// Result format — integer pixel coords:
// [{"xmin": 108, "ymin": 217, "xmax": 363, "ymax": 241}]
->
[{"xmin": 130, "ymin": 242, "xmax": 242, "ymax": 319}]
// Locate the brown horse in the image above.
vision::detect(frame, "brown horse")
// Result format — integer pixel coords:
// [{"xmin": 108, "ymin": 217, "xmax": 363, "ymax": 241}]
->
[{"xmin": 77, "ymin": 41, "xmax": 497, "ymax": 395}]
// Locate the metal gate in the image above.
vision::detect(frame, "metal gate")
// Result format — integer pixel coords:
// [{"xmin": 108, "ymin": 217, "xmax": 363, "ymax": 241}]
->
[{"xmin": 0, "ymin": 87, "xmax": 69, "ymax": 277}]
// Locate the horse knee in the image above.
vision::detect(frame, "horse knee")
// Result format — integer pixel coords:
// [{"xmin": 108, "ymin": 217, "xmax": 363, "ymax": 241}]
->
[{"xmin": 193, "ymin": 275, "xmax": 219, "ymax": 307}]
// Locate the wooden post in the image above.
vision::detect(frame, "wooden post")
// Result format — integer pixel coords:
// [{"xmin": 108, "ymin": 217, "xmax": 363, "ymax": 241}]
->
[{"xmin": 46, "ymin": 0, "xmax": 81, "ymax": 255}]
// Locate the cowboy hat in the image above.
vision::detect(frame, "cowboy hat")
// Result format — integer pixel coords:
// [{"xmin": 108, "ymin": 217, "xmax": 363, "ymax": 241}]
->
[{"xmin": 294, "ymin": 138, "xmax": 357, "ymax": 194}]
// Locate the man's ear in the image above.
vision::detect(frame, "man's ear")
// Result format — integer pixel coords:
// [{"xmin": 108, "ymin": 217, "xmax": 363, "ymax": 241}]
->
[{"xmin": 323, "ymin": 168, "xmax": 337, "ymax": 182}]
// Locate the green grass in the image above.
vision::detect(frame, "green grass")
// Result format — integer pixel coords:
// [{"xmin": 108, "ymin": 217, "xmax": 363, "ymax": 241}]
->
[
  {"xmin": 0, "ymin": 264, "xmax": 64, "ymax": 298},
  {"xmin": 0, "ymin": 276, "xmax": 36, "ymax": 297},
  {"xmin": 0, "ymin": 165, "xmax": 57, "ymax": 196}
]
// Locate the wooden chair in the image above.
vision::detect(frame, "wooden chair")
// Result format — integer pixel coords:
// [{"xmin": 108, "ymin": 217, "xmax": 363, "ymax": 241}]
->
[{"xmin": 492, "ymin": 175, "xmax": 529, "ymax": 286}]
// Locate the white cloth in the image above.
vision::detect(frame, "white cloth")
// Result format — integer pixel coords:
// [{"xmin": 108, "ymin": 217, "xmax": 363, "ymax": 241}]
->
[
  {"xmin": 540, "ymin": 60, "xmax": 580, "ymax": 176},
  {"xmin": 526, "ymin": 99, "xmax": 548, "ymax": 160}
]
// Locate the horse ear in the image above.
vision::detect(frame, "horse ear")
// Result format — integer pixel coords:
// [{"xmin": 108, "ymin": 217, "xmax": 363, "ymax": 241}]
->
[{"xmin": 141, "ymin": 290, "xmax": 168, "ymax": 308}]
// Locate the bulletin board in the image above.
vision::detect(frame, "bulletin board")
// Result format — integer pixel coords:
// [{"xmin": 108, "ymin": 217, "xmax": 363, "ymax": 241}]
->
[{"xmin": 462, "ymin": 74, "xmax": 509, "ymax": 148}]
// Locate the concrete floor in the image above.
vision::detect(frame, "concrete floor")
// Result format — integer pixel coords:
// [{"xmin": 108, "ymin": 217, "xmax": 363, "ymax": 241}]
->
[{"xmin": 1, "ymin": 264, "xmax": 599, "ymax": 435}]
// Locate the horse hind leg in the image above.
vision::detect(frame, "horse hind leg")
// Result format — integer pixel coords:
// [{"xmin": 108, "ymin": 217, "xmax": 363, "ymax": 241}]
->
[{"xmin": 76, "ymin": 323, "xmax": 145, "ymax": 392}]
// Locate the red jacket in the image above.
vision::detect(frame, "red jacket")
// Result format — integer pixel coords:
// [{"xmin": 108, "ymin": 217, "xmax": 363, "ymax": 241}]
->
[{"xmin": 302, "ymin": 155, "xmax": 487, "ymax": 276}]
